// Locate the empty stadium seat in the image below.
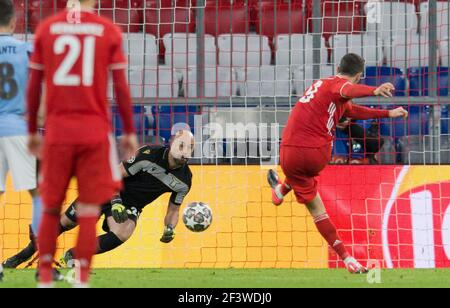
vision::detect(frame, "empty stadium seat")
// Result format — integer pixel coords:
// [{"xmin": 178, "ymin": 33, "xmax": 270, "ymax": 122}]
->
[
  {"xmin": 205, "ymin": 0, "xmax": 249, "ymax": 36},
  {"xmin": 397, "ymin": 135, "xmax": 450, "ymax": 164},
  {"xmin": 384, "ymin": 33, "xmax": 433, "ymax": 70},
  {"xmin": 128, "ymin": 66, "xmax": 180, "ymax": 98},
  {"xmin": 218, "ymin": 34, "xmax": 271, "ymax": 67},
  {"xmin": 420, "ymin": 1, "xmax": 449, "ymax": 38},
  {"xmin": 440, "ymin": 38, "xmax": 449, "ymax": 68},
  {"xmin": 183, "ymin": 67, "xmax": 237, "ymax": 98},
  {"xmin": 275, "ymin": 34, "xmax": 327, "ymax": 67},
  {"xmin": 255, "ymin": 0, "xmax": 307, "ymax": 40},
  {"xmin": 293, "ymin": 64, "xmax": 335, "ymax": 95},
  {"xmin": 163, "ymin": 33, "xmax": 216, "ymax": 69},
  {"xmin": 407, "ymin": 66, "xmax": 449, "ymax": 96},
  {"xmin": 364, "ymin": 1, "xmax": 417, "ymax": 40},
  {"xmin": 112, "ymin": 105, "xmax": 152, "ymax": 138},
  {"xmin": 144, "ymin": 3, "xmax": 195, "ymax": 38},
  {"xmin": 97, "ymin": 0, "xmax": 142, "ymax": 32},
  {"xmin": 28, "ymin": 0, "xmax": 66, "ymax": 33},
  {"xmin": 122, "ymin": 33, "xmax": 158, "ymax": 68},
  {"xmin": 380, "ymin": 106, "xmax": 429, "ymax": 138},
  {"xmin": 330, "ymin": 34, "xmax": 384, "ymax": 67},
  {"xmin": 362, "ymin": 66, "xmax": 407, "ymax": 96},
  {"xmin": 155, "ymin": 105, "xmax": 198, "ymax": 142},
  {"xmin": 236, "ymin": 65, "xmax": 292, "ymax": 97},
  {"xmin": 321, "ymin": 1, "xmax": 365, "ymax": 39}
]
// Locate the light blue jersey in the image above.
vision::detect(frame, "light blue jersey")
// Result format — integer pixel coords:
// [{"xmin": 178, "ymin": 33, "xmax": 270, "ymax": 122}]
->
[{"xmin": 0, "ymin": 34, "xmax": 32, "ymax": 137}]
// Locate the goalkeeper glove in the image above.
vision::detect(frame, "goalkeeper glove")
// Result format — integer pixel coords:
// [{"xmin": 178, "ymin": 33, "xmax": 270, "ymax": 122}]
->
[
  {"xmin": 111, "ymin": 203, "xmax": 128, "ymax": 223},
  {"xmin": 160, "ymin": 225, "xmax": 175, "ymax": 243}
]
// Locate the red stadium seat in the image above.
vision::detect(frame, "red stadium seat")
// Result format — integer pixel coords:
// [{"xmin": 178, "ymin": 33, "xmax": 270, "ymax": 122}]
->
[
  {"xmin": 13, "ymin": 1, "xmax": 27, "ymax": 33},
  {"xmin": 144, "ymin": 2, "xmax": 195, "ymax": 38},
  {"xmin": 204, "ymin": 0, "xmax": 249, "ymax": 36},
  {"xmin": 97, "ymin": 0, "xmax": 143, "ymax": 32},
  {"xmin": 320, "ymin": 1, "xmax": 365, "ymax": 40},
  {"xmin": 255, "ymin": 0, "xmax": 308, "ymax": 39},
  {"xmin": 28, "ymin": 0, "xmax": 66, "ymax": 33}
]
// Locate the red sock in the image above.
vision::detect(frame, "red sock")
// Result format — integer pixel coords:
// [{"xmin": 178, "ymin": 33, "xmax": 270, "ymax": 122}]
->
[
  {"xmin": 314, "ymin": 214, "xmax": 350, "ymax": 261},
  {"xmin": 38, "ymin": 212, "xmax": 60, "ymax": 283},
  {"xmin": 280, "ymin": 182, "xmax": 292, "ymax": 195},
  {"xmin": 75, "ymin": 216, "xmax": 98, "ymax": 284}
]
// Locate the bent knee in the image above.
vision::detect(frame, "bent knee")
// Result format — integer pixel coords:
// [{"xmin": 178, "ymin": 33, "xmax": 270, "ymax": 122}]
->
[{"xmin": 109, "ymin": 220, "xmax": 136, "ymax": 242}]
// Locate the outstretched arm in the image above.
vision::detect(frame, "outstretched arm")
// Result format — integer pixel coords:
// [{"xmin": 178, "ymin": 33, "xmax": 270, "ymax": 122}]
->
[
  {"xmin": 341, "ymin": 82, "xmax": 396, "ymax": 99},
  {"xmin": 344, "ymin": 102, "xmax": 408, "ymax": 120},
  {"xmin": 160, "ymin": 202, "xmax": 181, "ymax": 243}
]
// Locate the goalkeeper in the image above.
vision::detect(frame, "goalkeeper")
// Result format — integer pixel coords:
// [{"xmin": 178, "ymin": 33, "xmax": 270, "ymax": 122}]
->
[{"xmin": 3, "ymin": 130, "xmax": 193, "ymax": 268}]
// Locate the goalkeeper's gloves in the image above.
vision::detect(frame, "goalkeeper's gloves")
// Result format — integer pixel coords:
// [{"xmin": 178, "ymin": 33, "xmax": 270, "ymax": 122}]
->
[
  {"xmin": 111, "ymin": 198, "xmax": 128, "ymax": 223},
  {"xmin": 160, "ymin": 225, "xmax": 175, "ymax": 243}
]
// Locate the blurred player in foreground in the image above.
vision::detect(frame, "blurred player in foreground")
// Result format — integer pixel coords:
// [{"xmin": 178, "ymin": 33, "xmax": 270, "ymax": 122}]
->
[
  {"xmin": 0, "ymin": 0, "xmax": 43, "ymax": 282},
  {"xmin": 3, "ymin": 130, "xmax": 193, "ymax": 270},
  {"xmin": 27, "ymin": 0, "xmax": 138, "ymax": 287},
  {"xmin": 268, "ymin": 53, "xmax": 408, "ymax": 274}
]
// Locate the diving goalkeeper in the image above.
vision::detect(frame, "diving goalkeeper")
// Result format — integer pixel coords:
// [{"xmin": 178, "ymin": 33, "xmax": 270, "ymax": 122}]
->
[{"xmin": 3, "ymin": 130, "xmax": 193, "ymax": 268}]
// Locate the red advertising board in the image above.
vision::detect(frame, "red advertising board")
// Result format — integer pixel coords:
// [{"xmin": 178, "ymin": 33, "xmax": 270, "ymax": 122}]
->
[{"xmin": 318, "ymin": 166, "xmax": 450, "ymax": 269}]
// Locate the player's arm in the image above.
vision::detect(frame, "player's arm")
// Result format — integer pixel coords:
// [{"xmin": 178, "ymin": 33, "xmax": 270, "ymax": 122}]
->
[
  {"xmin": 160, "ymin": 184, "xmax": 190, "ymax": 243},
  {"xmin": 340, "ymin": 82, "xmax": 395, "ymax": 99},
  {"xmin": 27, "ymin": 26, "xmax": 45, "ymax": 158},
  {"xmin": 109, "ymin": 26, "xmax": 138, "ymax": 159},
  {"xmin": 160, "ymin": 201, "xmax": 181, "ymax": 243},
  {"xmin": 344, "ymin": 102, "xmax": 408, "ymax": 120}
]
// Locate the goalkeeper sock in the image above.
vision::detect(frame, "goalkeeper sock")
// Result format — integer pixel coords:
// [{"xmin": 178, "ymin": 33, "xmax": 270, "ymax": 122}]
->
[
  {"xmin": 75, "ymin": 215, "xmax": 97, "ymax": 284},
  {"xmin": 314, "ymin": 213, "xmax": 350, "ymax": 261},
  {"xmin": 38, "ymin": 212, "xmax": 60, "ymax": 284},
  {"xmin": 31, "ymin": 196, "xmax": 43, "ymax": 236},
  {"xmin": 97, "ymin": 232, "xmax": 124, "ymax": 254}
]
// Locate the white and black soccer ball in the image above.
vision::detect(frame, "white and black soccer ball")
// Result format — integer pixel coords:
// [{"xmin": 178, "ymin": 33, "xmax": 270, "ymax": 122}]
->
[{"xmin": 183, "ymin": 202, "xmax": 213, "ymax": 232}]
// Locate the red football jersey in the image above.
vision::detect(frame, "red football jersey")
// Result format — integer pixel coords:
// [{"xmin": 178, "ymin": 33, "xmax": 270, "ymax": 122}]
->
[
  {"xmin": 282, "ymin": 76, "xmax": 389, "ymax": 148},
  {"xmin": 29, "ymin": 10, "xmax": 128, "ymax": 144}
]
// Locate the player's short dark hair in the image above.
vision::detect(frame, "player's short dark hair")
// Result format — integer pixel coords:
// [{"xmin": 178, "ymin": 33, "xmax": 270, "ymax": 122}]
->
[
  {"xmin": 338, "ymin": 53, "xmax": 365, "ymax": 76},
  {"xmin": 0, "ymin": 0, "xmax": 14, "ymax": 27}
]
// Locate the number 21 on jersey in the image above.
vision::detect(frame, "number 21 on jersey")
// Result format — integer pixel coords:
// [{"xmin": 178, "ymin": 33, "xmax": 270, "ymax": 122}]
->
[
  {"xmin": 299, "ymin": 80, "xmax": 323, "ymax": 103},
  {"xmin": 53, "ymin": 35, "xmax": 95, "ymax": 87}
]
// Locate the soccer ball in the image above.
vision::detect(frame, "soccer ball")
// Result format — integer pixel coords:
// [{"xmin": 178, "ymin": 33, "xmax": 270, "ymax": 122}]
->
[{"xmin": 183, "ymin": 202, "xmax": 213, "ymax": 232}]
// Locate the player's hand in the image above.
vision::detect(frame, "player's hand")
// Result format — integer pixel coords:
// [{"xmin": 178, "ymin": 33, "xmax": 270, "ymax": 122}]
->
[
  {"xmin": 160, "ymin": 225, "xmax": 175, "ymax": 243},
  {"xmin": 374, "ymin": 83, "xmax": 395, "ymax": 98},
  {"xmin": 389, "ymin": 107, "xmax": 409, "ymax": 119},
  {"xmin": 111, "ymin": 203, "xmax": 128, "ymax": 223},
  {"xmin": 28, "ymin": 133, "xmax": 43, "ymax": 159},
  {"xmin": 120, "ymin": 133, "xmax": 139, "ymax": 160}
]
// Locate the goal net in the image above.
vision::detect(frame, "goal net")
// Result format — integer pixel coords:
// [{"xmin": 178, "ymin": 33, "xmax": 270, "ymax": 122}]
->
[{"xmin": 1, "ymin": 0, "xmax": 449, "ymax": 269}]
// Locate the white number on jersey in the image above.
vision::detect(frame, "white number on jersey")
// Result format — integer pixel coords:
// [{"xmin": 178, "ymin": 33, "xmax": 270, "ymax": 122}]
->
[
  {"xmin": 326, "ymin": 102, "xmax": 337, "ymax": 136},
  {"xmin": 53, "ymin": 35, "xmax": 96, "ymax": 86},
  {"xmin": 299, "ymin": 80, "xmax": 323, "ymax": 103}
]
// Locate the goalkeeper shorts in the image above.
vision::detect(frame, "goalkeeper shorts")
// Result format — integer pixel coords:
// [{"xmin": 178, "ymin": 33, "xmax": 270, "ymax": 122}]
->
[{"xmin": 280, "ymin": 144, "xmax": 331, "ymax": 204}]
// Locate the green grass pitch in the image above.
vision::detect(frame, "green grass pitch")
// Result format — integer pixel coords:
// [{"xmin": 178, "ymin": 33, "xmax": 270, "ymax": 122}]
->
[{"xmin": 1, "ymin": 268, "xmax": 449, "ymax": 288}]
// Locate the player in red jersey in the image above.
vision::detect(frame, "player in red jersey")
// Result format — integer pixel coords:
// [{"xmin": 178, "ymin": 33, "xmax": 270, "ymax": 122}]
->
[
  {"xmin": 268, "ymin": 53, "xmax": 408, "ymax": 273},
  {"xmin": 27, "ymin": 0, "xmax": 138, "ymax": 287}
]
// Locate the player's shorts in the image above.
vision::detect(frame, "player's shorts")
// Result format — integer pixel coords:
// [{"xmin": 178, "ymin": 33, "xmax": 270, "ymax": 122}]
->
[
  {"xmin": 39, "ymin": 135, "xmax": 122, "ymax": 209},
  {"xmin": 280, "ymin": 144, "xmax": 332, "ymax": 204},
  {"xmin": 64, "ymin": 201, "xmax": 141, "ymax": 233},
  {"xmin": 0, "ymin": 136, "xmax": 37, "ymax": 192}
]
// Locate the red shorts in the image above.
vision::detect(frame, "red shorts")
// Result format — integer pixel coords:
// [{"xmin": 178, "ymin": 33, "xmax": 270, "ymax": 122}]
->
[
  {"xmin": 39, "ymin": 136, "xmax": 122, "ymax": 210},
  {"xmin": 280, "ymin": 144, "xmax": 331, "ymax": 204}
]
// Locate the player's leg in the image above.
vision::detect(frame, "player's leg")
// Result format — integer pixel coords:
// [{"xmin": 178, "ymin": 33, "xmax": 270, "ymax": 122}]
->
[
  {"xmin": 267, "ymin": 169, "xmax": 292, "ymax": 206},
  {"xmin": 61, "ymin": 215, "xmax": 137, "ymax": 266},
  {"xmin": 72, "ymin": 202, "xmax": 101, "ymax": 287},
  {"xmin": 38, "ymin": 144, "xmax": 75, "ymax": 287},
  {"xmin": 0, "ymin": 138, "xmax": 9, "ymax": 281},
  {"xmin": 72, "ymin": 137, "xmax": 122, "ymax": 286},
  {"xmin": 304, "ymin": 193, "xmax": 367, "ymax": 273},
  {"xmin": 3, "ymin": 200, "xmax": 79, "ymax": 269},
  {"xmin": 2, "ymin": 136, "xmax": 42, "ymax": 235}
]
